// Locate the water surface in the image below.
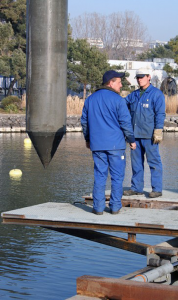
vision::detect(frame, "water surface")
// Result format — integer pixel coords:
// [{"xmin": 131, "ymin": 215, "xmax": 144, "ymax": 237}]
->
[{"xmin": 0, "ymin": 132, "xmax": 178, "ymax": 299}]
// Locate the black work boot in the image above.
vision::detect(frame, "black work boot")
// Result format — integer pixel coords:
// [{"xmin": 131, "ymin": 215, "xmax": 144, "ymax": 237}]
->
[
  {"xmin": 123, "ymin": 190, "xmax": 143, "ymax": 196},
  {"xmin": 92, "ymin": 209, "xmax": 103, "ymax": 215},
  {"xmin": 110, "ymin": 210, "xmax": 120, "ymax": 215},
  {"xmin": 149, "ymin": 191, "xmax": 162, "ymax": 198}
]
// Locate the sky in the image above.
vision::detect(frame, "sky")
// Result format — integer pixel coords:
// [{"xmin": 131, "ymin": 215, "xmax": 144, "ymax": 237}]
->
[{"xmin": 68, "ymin": 0, "xmax": 178, "ymax": 42}]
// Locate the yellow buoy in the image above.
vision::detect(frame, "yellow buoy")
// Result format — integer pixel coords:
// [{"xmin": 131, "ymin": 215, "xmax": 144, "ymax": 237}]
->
[
  {"xmin": 9, "ymin": 169, "xmax": 22, "ymax": 179},
  {"xmin": 24, "ymin": 138, "xmax": 32, "ymax": 145},
  {"xmin": 24, "ymin": 137, "xmax": 32, "ymax": 149}
]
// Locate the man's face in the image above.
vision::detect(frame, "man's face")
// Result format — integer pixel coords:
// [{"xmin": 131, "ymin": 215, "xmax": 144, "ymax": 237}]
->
[
  {"xmin": 110, "ymin": 78, "xmax": 122, "ymax": 93},
  {"xmin": 137, "ymin": 75, "xmax": 151, "ymax": 89}
]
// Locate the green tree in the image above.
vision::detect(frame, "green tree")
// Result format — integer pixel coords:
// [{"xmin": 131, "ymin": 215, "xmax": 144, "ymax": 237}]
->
[
  {"xmin": 137, "ymin": 45, "xmax": 174, "ymax": 61},
  {"xmin": 163, "ymin": 63, "xmax": 174, "ymax": 75},
  {"xmin": 167, "ymin": 36, "xmax": 178, "ymax": 64},
  {"xmin": 67, "ymin": 38, "xmax": 126, "ymax": 99},
  {"xmin": 0, "ymin": 48, "xmax": 26, "ymax": 95},
  {"xmin": 0, "ymin": 0, "xmax": 26, "ymax": 52},
  {"xmin": 0, "ymin": 22, "xmax": 15, "ymax": 55},
  {"xmin": 0, "ymin": 0, "xmax": 26, "ymax": 95}
]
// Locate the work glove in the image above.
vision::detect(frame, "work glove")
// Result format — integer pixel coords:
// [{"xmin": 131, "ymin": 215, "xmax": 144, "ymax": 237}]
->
[{"xmin": 153, "ymin": 129, "xmax": 163, "ymax": 144}]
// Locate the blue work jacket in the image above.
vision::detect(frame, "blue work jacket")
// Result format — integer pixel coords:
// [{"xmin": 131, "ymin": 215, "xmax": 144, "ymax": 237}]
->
[
  {"xmin": 81, "ymin": 88, "xmax": 135, "ymax": 151},
  {"xmin": 125, "ymin": 84, "xmax": 165, "ymax": 138}
]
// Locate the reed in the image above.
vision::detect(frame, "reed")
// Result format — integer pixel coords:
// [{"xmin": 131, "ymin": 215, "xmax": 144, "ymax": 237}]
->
[
  {"xmin": 16, "ymin": 92, "xmax": 178, "ymax": 116},
  {"xmin": 67, "ymin": 95, "xmax": 84, "ymax": 115},
  {"xmin": 66, "ymin": 92, "xmax": 129, "ymax": 115},
  {"xmin": 67, "ymin": 93, "xmax": 178, "ymax": 115},
  {"xmin": 165, "ymin": 94, "xmax": 178, "ymax": 114}
]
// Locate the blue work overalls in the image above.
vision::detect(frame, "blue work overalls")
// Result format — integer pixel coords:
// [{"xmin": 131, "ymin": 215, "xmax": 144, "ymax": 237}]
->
[
  {"xmin": 81, "ymin": 88, "xmax": 135, "ymax": 213},
  {"xmin": 125, "ymin": 84, "xmax": 165, "ymax": 193}
]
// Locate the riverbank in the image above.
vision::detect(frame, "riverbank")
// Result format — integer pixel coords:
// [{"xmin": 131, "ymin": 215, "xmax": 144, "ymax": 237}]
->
[
  {"xmin": 0, "ymin": 114, "xmax": 82, "ymax": 133},
  {"xmin": 0, "ymin": 114, "xmax": 178, "ymax": 133}
]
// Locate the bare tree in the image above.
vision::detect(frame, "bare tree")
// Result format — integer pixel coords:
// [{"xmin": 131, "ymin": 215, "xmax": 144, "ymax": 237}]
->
[
  {"xmin": 70, "ymin": 11, "xmax": 150, "ymax": 60},
  {"xmin": 71, "ymin": 13, "xmax": 105, "ymax": 40}
]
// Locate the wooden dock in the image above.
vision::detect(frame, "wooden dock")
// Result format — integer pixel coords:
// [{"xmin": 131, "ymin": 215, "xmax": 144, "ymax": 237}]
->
[
  {"xmin": 1, "ymin": 188, "xmax": 178, "ymax": 300},
  {"xmin": 1, "ymin": 187, "xmax": 178, "ymax": 236}
]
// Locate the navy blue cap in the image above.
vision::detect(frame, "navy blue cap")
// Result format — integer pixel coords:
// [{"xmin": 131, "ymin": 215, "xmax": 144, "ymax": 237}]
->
[
  {"xmin": 102, "ymin": 70, "xmax": 125, "ymax": 85},
  {"xmin": 136, "ymin": 74, "xmax": 146, "ymax": 78}
]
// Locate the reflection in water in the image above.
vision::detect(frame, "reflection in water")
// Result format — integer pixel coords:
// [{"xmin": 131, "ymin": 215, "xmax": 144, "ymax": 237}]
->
[{"xmin": 0, "ymin": 132, "xmax": 178, "ymax": 299}]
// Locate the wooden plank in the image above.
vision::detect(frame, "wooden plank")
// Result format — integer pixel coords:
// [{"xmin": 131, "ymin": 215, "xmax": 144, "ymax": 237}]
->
[
  {"xmin": 2, "ymin": 216, "xmax": 178, "ymax": 237},
  {"xmin": 135, "ymin": 223, "xmax": 164, "ymax": 228},
  {"xmin": 77, "ymin": 275, "xmax": 178, "ymax": 300}
]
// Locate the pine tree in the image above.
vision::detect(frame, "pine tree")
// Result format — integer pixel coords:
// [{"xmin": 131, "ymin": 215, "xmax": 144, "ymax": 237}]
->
[
  {"xmin": 0, "ymin": 0, "xmax": 26, "ymax": 95},
  {"xmin": 137, "ymin": 45, "xmax": 174, "ymax": 61},
  {"xmin": 68, "ymin": 39, "xmax": 111, "ymax": 99},
  {"xmin": 168, "ymin": 36, "xmax": 178, "ymax": 64}
]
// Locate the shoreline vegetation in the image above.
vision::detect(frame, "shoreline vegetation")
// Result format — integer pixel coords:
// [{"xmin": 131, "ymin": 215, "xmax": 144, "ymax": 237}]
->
[
  {"xmin": 164, "ymin": 94, "xmax": 178, "ymax": 115},
  {"xmin": 66, "ymin": 93, "xmax": 178, "ymax": 116},
  {"xmin": 0, "ymin": 92, "xmax": 178, "ymax": 116}
]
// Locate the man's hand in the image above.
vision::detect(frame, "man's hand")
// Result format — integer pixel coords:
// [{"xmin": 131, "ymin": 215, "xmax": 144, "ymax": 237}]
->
[
  {"xmin": 153, "ymin": 129, "xmax": 163, "ymax": 144},
  {"xmin": 130, "ymin": 142, "xmax": 136, "ymax": 150},
  {"xmin": 86, "ymin": 141, "xmax": 90, "ymax": 149}
]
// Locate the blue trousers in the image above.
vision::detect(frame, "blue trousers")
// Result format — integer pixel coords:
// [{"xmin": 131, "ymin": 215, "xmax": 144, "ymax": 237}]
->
[
  {"xmin": 92, "ymin": 150, "xmax": 126, "ymax": 213},
  {"xmin": 131, "ymin": 139, "xmax": 163, "ymax": 193}
]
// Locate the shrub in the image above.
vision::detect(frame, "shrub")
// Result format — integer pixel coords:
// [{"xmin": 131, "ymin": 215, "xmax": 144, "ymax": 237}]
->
[
  {"xmin": 1, "ymin": 95, "xmax": 21, "ymax": 110},
  {"xmin": 4, "ymin": 103, "xmax": 19, "ymax": 113}
]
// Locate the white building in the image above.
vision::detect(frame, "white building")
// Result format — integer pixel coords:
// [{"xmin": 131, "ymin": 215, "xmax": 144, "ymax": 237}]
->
[
  {"xmin": 108, "ymin": 59, "xmax": 178, "ymax": 89},
  {"xmin": 149, "ymin": 40, "xmax": 168, "ymax": 49},
  {"xmin": 87, "ymin": 38, "xmax": 104, "ymax": 49}
]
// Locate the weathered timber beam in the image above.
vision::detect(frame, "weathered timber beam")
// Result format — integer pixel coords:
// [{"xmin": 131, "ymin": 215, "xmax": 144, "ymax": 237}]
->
[
  {"xmin": 2, "ymin": 218, "xmax": 178, "ymax": 236},
  {"xmin": 77, "ymin": 275, "xmax": 178, "ymax": 300},
  {"xmin": 45, "ymin": 228, "xmax": 149, "ymax": 255},
  {"xmin": 84, "ymin": 197, "xmax": 178, "ymax": 209}
]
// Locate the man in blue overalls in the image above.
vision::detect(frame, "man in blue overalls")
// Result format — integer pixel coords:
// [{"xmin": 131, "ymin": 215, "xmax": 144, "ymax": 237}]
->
[
  {"xmin": 81, "ymin": 70, "xmax": 136, "ymax": 215},
  {"xmin": 124, "ymin": 68, "xmax": 165, "ymax": 198}
]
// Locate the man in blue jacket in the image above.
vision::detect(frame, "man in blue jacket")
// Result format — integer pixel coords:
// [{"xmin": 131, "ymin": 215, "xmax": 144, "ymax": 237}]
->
[
  {"xmin": 81, "ymin": 70, "xmax": 136, "ymax": 215},
  {"xmin": 124, "ymin": 68, "xmax": 165, "ymax": 198}
]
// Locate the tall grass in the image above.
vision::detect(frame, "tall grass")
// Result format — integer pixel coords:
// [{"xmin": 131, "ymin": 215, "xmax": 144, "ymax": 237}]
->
[
  {"xmin": 165, "ymin": 94, "xmax": 178, "ymax": 114},
  {"xmin": 66, "ymin": 92, "xmax": 129, "ymax": 115},
  {"xmin": 67, "ymin": 93, "xmax": 178, "ymax": 115},
  {"xmin": 7, "ymin": 93, "xmax": 177, "ymax": 116},
  {"xmin": 67, "ymin": 95, "xmax": 84, "ymax": 115}
]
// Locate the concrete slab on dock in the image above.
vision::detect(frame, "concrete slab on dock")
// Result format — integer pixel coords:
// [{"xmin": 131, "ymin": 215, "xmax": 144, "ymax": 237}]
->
[
  {"xmin": 2, "ymin": 201, "xmax": 178, "ymax": 229},
  {"xmin": 1, "ymin": 188, "xmax": 178, "ymax": 236}
]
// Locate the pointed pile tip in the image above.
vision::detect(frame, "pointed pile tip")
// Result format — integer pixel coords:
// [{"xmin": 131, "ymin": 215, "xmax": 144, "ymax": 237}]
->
[{"xmin": 27, "ymin": 131, "xmax": 64, "ymax": 168}]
